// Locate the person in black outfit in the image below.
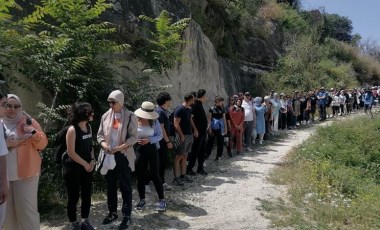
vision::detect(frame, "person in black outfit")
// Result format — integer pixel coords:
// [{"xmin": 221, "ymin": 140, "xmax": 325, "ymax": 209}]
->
[
  {"xmin": 187, "ymin": 89, "xmax": 208, "ymax": 176},
  {"xmin": 309, "ymin": 91, "xmax": 317, "ymax": 122},
  {"xmin": 63, "ymin": 102, "xmax": 95, "ymax": 230},
  {"xmin": 205, "ymin": 96, "xmax": 227, "ymax": 161},
  {"xmin": 155, "ymin": 92, "xmax": 174, "ymax": 190}
]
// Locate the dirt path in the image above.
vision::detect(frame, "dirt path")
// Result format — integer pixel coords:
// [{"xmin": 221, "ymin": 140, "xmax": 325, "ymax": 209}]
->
[{"xmin": 41, "ymin": 124, "xmax": 322, "ymax": 230}]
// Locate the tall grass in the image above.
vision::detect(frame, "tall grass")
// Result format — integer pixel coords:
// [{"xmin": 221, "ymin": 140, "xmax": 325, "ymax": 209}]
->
[{"xmin": 266, "ymin": 116, "xmax": 380, "ymax": 229}]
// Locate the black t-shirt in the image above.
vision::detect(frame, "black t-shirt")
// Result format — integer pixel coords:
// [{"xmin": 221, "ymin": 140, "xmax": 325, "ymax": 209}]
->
[
  {"xmin": 191, "ymin": 100, "xmax": 208, "ymax": 132},
  {"xmin": 156, "ymin": 106, "xmax": 170, "ymax": 135},
  {"xmin": 310, "ymin": 95, "xmax": 317, "ymax": 107},
  {"xmin": 209, "ymin": 105, "xmax": 225, "ymax": 119},
  {"xmin": 174, "ymin": 105, "xmax": 192, "ymax": 135},
  {"xmin": 74, "ymin": 124, "xmax": 93, "ymax": 162},
  {"xmin": 224, "ymin": 105, "xmax": 232, "ymax": 121}
]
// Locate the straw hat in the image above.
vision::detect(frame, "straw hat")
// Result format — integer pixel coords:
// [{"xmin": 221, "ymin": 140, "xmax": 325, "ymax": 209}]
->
[{"xmin": 134, "ymin": 101, "xmax": 159, "ymax": 119}]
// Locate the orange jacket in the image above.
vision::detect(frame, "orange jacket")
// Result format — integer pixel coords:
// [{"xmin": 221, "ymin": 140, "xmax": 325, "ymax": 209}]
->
[{"xmin": 14, "ymin": 116, "xmax": 48, "ymax": 179}]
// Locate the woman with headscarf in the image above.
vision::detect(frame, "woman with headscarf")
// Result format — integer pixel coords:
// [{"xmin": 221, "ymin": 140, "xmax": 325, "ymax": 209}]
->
[
  {"xmin": 2, "ymin": 94, "xmax": 48, "ymax": 230},
  {"xmin": 270, "ymin": 93, "xmax": 280, "ymax": 132},
  {"xmin": 253, "ymin": 97, "xmax": 267, "ymax": 145},
  {"xmin": 97, "ymin": 90, "xmax": 138, "ymax": 230},
  {"xmin": 134, "ymin": 101, "xmax": 166, "ymax": 212},
  {"xmin": 0, "ymin": 93, "xmax": 8, "ymax": 229}
]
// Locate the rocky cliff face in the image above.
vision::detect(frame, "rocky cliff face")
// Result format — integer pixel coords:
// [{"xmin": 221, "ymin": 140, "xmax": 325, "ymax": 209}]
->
[{"xmin": 104, "ymin": 0, "xmax": 283, "ymax": 107}]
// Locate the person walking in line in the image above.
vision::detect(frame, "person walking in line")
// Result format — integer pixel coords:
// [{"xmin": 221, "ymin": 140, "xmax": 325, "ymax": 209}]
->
[
  {"xmin": 187, "ymin": 89, "xmax": 208, "ymax": 176},
  {"xmin": 241, "ymin": 92, "xmax": 255, "ymax": 152},
  {"xmin": 271, "ymin": 93, "xmax": 280, "ymax": 132},
  {"xmin": 155, "ymin": 92, "xmax": 174, "ymax": 190},
  {"xmin": 317, "ymin": 87, "xmax": 328, "ymax": 121},
  {"xmin": 205, "ymin": 96, "xmax": 227, "ymax": 161},
  {"xmin": 63, "ymin": 102, "xmax": 95, "ymax": 230},
  {"xmin": 134, "ymin": 101, "xmax": 166, "ymax": 212},
  {"xmin": 97, "ymin": 90, "xmax": 138, "ymax": 230},
  {"xmin": 363, "ymin": 88, "xmax": 374, "ymax": 118},
  {"xmin": 3, "ymin": 94, "xmax": 48, "ymax": 230},
  {"xmin": 172, "ymin": 93, "xmax": 197, "ymax": 186},
  {"xmin": 229, "ymin": 98, "xmax": 245, "ymax": 155},
  {"xmin": 0, "ymin": 93, "xmax": 8, "ymax": 229},
  {"xmin": 253, "ymin": 97, "xmax": 267, "ymax": 145}
]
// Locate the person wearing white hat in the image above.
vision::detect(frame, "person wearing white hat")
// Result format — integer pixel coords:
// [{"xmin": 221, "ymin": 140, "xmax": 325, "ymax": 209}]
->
[
  {"xmin": 63, "ymin": 102, "xmax": 95, "ymax": 230},
  {"xmin": 97, "ymin": 90, "xmax": 138, "ymax": 229},
  {"xmin": 134, "ymin": 101, "xmax": 166, "ymax": 212}
]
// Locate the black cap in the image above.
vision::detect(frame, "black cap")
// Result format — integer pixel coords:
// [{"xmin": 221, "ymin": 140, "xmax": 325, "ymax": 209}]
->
[{"xmin": 244, "ymin": 92, "xmax": 251, "ymax": 96}]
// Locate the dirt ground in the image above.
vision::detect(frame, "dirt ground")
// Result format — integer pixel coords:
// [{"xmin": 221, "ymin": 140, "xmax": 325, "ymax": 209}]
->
[{"xmin": 41, "ymin": 124, "xmax": 321, "ymax": 230}]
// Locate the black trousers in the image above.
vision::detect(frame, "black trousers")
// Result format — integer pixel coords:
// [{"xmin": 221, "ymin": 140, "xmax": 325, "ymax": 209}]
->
[
  {"xmin": 105, "ymin": 153, "xmax": 132, "ymax": 217},
  {"xmin": 319, "ymin": 105, "xmax": 327, "ymax": 120},
  {"xmin": 279, "ymin": 112, "xmax": 287, "ymax": 129},
  {"xmin": 135, "ymin": 143, "xmax": 164, "ymax": 200},
  {"xmin": 63, "ymin": 164, "xmax": 93, "ymax": 222},
  {"xmin": 187, "ymin": 132, "xmax": 207, "ymax": 172},
  {"xmin": 157, "ymin": 140, "xmax": 169, "ymax": 184},
  {"xmin": 206, "ymin": 129, "xmax": 224, "ymax": 159}
]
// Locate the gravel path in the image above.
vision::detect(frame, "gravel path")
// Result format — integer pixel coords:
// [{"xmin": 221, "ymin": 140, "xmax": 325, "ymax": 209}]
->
[{"xmin": 41, "ymin": 125, "xmax": 320, "ymax": 230}]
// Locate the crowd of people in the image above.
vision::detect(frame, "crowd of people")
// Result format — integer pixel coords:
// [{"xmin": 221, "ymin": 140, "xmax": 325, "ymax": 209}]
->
[{"xmin": 0, "ymin": 86, "xmax": 376, "ymax": 230}]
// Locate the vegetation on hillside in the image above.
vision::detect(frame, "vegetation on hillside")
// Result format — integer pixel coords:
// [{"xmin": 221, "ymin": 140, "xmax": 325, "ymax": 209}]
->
[
  {"xmin": 0, "ymin": 0, "xmax": 189, "ymax": 212},
  {"xmin": 183, "ymin": 0, "xmax": 380, "ymax": 91},
  {"xmin": 266, "ymin": 115, "xmax": 380, "ymax": 229}
]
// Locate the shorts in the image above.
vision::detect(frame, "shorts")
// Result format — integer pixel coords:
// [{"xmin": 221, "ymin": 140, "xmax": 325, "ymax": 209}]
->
[{"xmin": 175, "ymin": 134, "xmax": 193, "ymax": 155}]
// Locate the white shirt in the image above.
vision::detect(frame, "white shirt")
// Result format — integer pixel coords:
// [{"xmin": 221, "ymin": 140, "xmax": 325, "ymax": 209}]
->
[{"xmin": 241, "ymin": 100, "xmax": 254, "ymax": 121}]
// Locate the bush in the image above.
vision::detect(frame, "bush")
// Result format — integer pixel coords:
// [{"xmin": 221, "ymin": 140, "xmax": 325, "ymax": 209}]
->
[{"xmin": 268, "ymin": 116, "xmax": 380, "ymax": 228}]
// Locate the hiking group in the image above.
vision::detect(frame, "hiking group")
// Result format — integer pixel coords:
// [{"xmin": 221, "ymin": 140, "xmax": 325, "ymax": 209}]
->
[{"xmin": 0, "ymin": 86, "xmax": 376, "ymax": 230}]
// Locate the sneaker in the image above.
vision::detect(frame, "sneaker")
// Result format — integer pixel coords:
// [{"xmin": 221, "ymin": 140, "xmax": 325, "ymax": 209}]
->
[
  {"xmin": 156, "ymin": 199, "xmax": 167, "ymax": 212},
  {"xmin": 247, "ymin": 147, "xmax": 253, "ymax": 152},
  {"xmin": 136, "ymin": 199, "xmax": 146, "ymax": 209},
  {"xmin": 215, "ymin": 157, "xmax": 220, "ymax": 161},
  {"xmin": 172, "ymin": 177, "xmax": 184, "ymax": 186},
  {"xmin": 102, "ymin": 213, "xmax": 118, "ymax": 225},
  {"xmin": 203, "ymin": 162, "xmax": 207, "ymax": 167},
  {"xmin": 197, "ymin": 170, "xmax": 208, "ymax": 176},
  {"xmin": 81, "ymin": 219, "xmax": 95, "ymax": 230},
  {"xmin": 180, "ymin": 175, "xmax": 193, "ymax": 183},
  {"xmin": 186, "ymin": 169, "xmax": 196, "ymax": 176},
  {"xmin": 163, "ymin": 183, "xmax": 173, "ymax": 190},
  {"xmin": 118, "ymin": 216, "xmax": 131, "ymax": 230},
  {"xmin": 145, "ymin": 185, "xmax": 152, "ymax": 194},
  {"xmin": 70, "ymin": 221, "xmax": 81, "ymax": 230},
  {"xmin": 228, "ymin": 151, "xmax": 233, "ymax": 158}
]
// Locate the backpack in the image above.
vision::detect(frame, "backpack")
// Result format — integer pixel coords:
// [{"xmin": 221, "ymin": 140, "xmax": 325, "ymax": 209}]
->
[
  {"xmin": 327, "ymin": 95, "xmax": 333, "ymax": 107},
  {"xmin": 53, "ymin": 126, "xmax": 69, "ymax": 164}
]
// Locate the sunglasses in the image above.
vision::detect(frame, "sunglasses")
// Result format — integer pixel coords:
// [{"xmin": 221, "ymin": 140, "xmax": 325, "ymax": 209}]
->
[
  {"xmin": 6, "ymin": 104, "xmax": 21, "ymax": 109},
  {"xmin": 108, "ymin": 101, "xmax": 116, "ymax": 105}
]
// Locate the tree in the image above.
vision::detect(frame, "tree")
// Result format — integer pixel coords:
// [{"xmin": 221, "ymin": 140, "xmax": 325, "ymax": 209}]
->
[
  {"xmin": 138, "ymin": 10, "xmax": 190, "ymax": 75},
  {"xmin": 321, "ymin": 13, "xmax": 353, "ymax": 43}
]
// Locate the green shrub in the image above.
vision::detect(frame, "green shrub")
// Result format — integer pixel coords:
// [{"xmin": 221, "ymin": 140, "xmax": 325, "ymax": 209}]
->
[{"xmin": 268, "ymin": 116, "xmax": 380, "ymax": 228}]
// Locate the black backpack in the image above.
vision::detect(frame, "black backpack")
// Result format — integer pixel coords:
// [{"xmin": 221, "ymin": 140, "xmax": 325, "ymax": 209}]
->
[
  {"xmin": 53, "ymin": 126, "xmax": 69, "ymax": 164},
  {"xmin": 327, "ymin": 95, "xmax": 333, "ymax": 107}
]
